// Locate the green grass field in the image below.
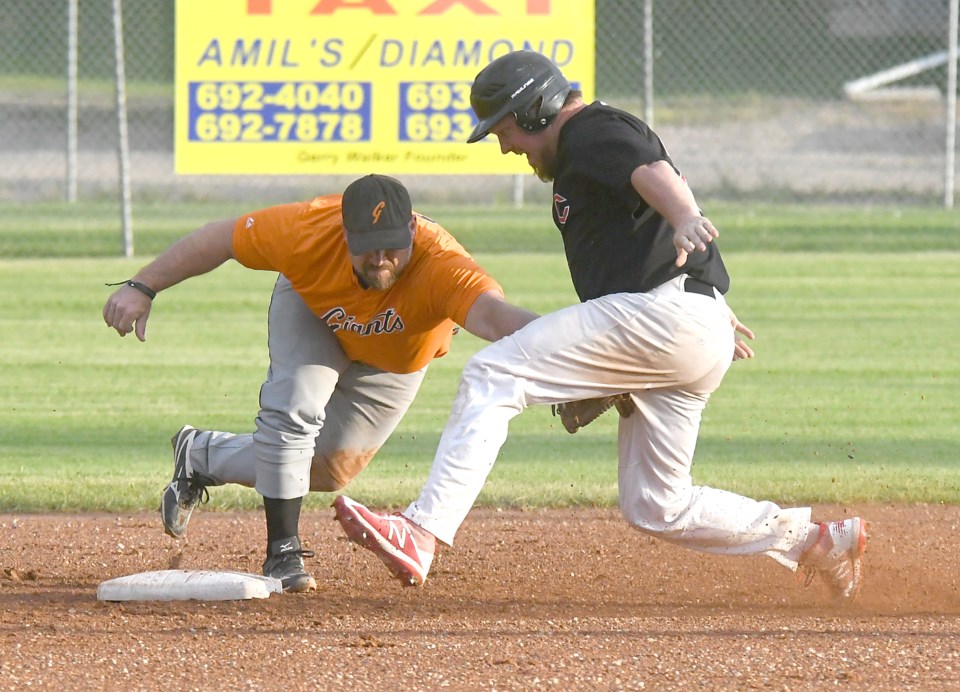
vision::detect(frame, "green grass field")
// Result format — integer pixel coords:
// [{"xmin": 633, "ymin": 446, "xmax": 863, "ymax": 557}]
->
[{"xmin": 1, "ymin": 200, "xmax": 958, "ymax": 512}]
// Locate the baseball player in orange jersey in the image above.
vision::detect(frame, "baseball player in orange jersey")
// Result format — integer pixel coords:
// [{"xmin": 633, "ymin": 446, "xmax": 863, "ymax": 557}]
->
[
  {"xmin": 102, "ymin": 174, "xmax": 538, "ymax": 592},
  {"xmin": 334, "ymin": 52, "xmax": 868, "ymax": 603}
]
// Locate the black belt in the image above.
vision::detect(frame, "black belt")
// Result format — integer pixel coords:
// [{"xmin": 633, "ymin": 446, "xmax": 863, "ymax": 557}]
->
[{"xmin": 684, "ymin": 277, "xmax": 716, "ymax": 299}]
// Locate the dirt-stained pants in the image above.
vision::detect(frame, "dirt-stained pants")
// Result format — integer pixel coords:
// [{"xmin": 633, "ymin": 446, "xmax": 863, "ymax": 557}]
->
[{"xmin": 184, "ymin": 275, "xmax": 426, "ymax": 498}]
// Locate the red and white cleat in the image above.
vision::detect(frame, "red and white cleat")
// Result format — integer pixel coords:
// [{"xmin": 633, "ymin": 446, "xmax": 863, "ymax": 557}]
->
[
  {"xmin": 799, "ymin": 517, "xmax": 868, "ymax": 602},
  {"xmin": 333, "ymin": 495, "xmax": 435, "ymax": 587}
]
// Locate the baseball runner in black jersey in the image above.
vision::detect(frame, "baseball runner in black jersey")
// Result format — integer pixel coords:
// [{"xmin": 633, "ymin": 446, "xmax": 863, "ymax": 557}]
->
[{"xmin": 334, "ymin": 51, "xmax": 867, "ymax": 602}]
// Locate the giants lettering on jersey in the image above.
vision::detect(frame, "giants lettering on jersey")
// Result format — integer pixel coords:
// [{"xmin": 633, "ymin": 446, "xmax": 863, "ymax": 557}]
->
[
  {"xmin": 321, "ymin": 307, "xmax": 404, "ymax": 335},
  {"xmin": 553, "ymin": 193, "xmax": 569, "ymax": 226}
]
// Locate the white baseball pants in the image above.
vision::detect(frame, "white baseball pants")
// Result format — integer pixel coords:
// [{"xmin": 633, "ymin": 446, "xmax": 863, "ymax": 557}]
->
[{"xmin": 405, "ymin": 275, "xmax": 811, "ymax": 570}]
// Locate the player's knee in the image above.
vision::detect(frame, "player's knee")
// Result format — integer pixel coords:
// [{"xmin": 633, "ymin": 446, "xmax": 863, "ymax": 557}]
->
[
  {"xmin": 460, "ymin": 355, "xmax": 516, "ymax": 398},
  {"xmin": 310, "ymin": 449, "xmax": 376, "ymax": 492},
  {"xmin": 460, "ymin": 354, "xmax": 490, "ymax": 383}
]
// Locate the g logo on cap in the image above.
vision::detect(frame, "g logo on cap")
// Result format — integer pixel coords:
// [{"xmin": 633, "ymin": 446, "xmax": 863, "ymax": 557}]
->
[{"xmin": 341, "ymin": 174, "xmax": 414, "ymax": 255}]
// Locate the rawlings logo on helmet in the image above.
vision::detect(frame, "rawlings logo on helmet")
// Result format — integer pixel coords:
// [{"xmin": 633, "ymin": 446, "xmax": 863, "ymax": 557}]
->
[{"xmin": 510, "ymin": 78, "xmax": 534, "ymax": 99}]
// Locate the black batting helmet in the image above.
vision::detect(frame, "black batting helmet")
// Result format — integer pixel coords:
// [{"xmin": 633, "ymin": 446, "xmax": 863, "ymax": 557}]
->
[{"xmin": 466, "ymin": 50, "xmax": 572, "ymax": 144}]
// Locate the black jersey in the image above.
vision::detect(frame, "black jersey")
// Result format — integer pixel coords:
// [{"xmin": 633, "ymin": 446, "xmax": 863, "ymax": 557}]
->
[{"xmin": 551, "ymin": 102, "xmax": 730, "ymax": 302}]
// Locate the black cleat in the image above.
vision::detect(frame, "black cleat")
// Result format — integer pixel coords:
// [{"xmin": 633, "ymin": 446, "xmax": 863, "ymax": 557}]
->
[{"xmin": 263, "ymin": 536, "xmax": 317, "ymax": 593}]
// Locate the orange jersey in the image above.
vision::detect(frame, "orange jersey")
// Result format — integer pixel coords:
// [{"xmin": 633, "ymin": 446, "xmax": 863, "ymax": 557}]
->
[{"xmin": 232, "ymin": 195, "xmax": 502, "ymax": 374}]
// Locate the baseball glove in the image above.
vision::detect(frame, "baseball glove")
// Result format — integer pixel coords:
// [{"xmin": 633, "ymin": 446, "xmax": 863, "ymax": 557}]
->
[{"xmin": 551, "ymin": 394, "xmax": 636, "ymax": 434}]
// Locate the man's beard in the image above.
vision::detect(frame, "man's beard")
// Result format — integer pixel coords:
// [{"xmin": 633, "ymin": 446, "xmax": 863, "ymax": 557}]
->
[
  {"xmin": 530, "ymin": 153, "xmax": 556, "ymax": 182},
  {"xmin": 359, "ymin": 264, "xmax": 401, "ymax": 291},
  {"xmin": 532, "ymin": 163, "xmax": 553, "ymax": 182}
]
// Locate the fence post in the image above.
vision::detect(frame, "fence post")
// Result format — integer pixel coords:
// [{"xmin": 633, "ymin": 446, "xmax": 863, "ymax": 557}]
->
[
  {"xmin": 643, "ymin": 0, "xmax": 654, "ymax": 126},
  {"xmin": 66, "ymin": 0, "xmax": 79, "ymax": 203},
  {"xmin": 112, "ymin": 0, "xmax": 134, "ymax": 257},
  {"xmin": 945, "ymin": 0, "xmax": 958, "ymax": 209}
]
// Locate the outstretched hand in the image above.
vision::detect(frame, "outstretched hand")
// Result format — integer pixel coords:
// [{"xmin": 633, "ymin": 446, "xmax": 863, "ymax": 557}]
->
[
  {"xmin": 673, "ymin": 216, "xmax": 719, "ymax": 267},
  {"xmin": 102, "ymin": 285, "xmax": 152, "ymax": 341}
]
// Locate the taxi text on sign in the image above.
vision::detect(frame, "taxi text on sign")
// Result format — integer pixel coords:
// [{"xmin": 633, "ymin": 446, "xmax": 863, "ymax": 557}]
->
[{"xmin": 174, "ymin": 0, "xmax": 595, "ymax": 175}]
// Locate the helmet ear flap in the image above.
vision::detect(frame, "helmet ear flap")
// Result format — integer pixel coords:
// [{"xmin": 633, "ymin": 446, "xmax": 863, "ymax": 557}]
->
[
  {"xmin": 515, "ymin": 96, "xmax": 547, "ymax": 132},
  {"xmin": 514, "ymin": 84, "xmax": 571, "ymax": 133}
]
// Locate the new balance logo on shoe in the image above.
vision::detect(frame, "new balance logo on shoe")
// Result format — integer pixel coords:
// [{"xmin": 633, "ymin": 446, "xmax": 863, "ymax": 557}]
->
[{"xmin": 387, "ymin": 521, "xmax": 412, "ymax": 550}]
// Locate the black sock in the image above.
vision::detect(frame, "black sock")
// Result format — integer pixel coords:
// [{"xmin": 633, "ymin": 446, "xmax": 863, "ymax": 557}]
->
[{"xmin": 263, "ymin": 496, "xmax": 303, "ymax": 549}]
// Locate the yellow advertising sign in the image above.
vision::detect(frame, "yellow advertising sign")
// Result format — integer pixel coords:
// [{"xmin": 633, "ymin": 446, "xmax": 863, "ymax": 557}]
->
[{"xmin": 174, "ymin": 0, "xmax": 595, "ymax": 175}]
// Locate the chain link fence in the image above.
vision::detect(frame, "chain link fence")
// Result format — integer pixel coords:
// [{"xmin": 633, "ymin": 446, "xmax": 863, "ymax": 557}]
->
[{"xmin": 1, "ymin": 0, "xmax": 957, "ymax": 208}]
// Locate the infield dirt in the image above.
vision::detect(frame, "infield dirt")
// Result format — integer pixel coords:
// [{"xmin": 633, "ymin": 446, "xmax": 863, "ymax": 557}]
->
[{"xmin": 2, "ymin": 504, "xmax": 958, "ymax": 690}]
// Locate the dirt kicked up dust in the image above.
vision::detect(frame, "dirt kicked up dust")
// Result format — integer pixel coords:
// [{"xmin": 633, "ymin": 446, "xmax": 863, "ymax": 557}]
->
[{"xmin": 1, "ymin": 503, "xmax": 958, "ymax": 690}]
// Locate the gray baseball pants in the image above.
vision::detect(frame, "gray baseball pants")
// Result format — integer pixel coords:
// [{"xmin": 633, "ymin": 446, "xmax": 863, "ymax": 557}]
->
[
  {"xmin": 184, "ymin": 275, "xmax": 426, "ymax": 499},
  {"xmin": 405, "ymin": 274, "xmax": 812, "ymax": 571}
]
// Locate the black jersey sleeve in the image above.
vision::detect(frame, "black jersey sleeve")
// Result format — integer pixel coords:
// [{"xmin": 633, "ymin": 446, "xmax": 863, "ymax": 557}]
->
[{"xmin": 565, "ymin": 106, "xmax": 674, "ymax": 192}]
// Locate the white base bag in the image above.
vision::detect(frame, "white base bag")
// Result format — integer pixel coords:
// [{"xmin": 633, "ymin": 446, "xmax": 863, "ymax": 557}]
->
[{"xmin": 97, "ymin": 569, "xmax": 283, "ymax": 602}]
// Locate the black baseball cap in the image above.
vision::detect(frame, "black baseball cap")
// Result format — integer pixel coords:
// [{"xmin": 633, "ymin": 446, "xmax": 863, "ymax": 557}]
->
[{"xmin": 341, "ymin": 174, "xmax": 414, "ymax": 255}]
